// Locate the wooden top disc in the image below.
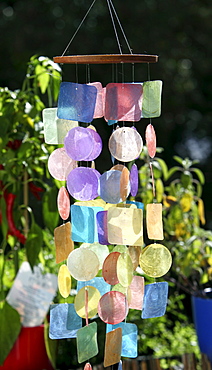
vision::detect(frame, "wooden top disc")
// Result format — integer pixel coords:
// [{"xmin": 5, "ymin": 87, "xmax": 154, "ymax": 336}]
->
[{"xmin": 53, "ymin": 54, "xmax": 158, "ymax": 64}]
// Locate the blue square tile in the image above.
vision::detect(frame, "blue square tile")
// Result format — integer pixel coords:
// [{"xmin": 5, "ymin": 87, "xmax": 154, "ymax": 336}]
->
[
  {"xmin": 57, "ymin": 82, "xmax": 97, "ymax": 123},
  {"xmin": 49, "ymin": 303, "xmax": 82, "ymax": 339},
  {"xmin": 71, "ymin": 204, "xmax": 103, "ymax": 243},
  {"xmin": 142, "ymin": 282, "xmax": 168, "ymax": 319},
  {"xmin": 106, "ymin": 322, "xmax": 138, "ymax": 358}
]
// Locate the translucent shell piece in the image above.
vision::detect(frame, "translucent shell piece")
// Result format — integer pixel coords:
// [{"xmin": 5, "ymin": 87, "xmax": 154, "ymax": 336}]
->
[
  {"xmin": 96, "ymin": 210, "xmax": 109, "ymax": 245},
  {"xmin": 145, "ymin": 124, "xmax": 156, "ymax": 158},
  {"xmin": 142, "ymin": 80, "xmax": 162, "ymax": 118},
  {"xmin": 84, "ymin": 363, "xmax": 92, "ymax": 370},
  {"xmin": 106, "ymin": 322, "xmax": 138, "ymax": 358},
  {"xmin": 58, "ymin": 264, "xmax": 71, "ymax": 298},
  {"xmin": 107, "ymin": 207, "xmax": 143, "ymax": 246},
  {"xmin": 49, "ymin": 303, "xmax": 82, "ymax": 339},
  {"xmin": 98, "ymin": 170, "xmax": 122, "ymax": 204},
  {"xmin": 108, "ymin": 127, "xmax": 143, "ymax": 162},
  {"xmin": 67, "ymin": 167, "xmax": 100, "ymax": 201},
  {"xmin": 128, "ymin": 246, "xmax": 141, "ymax": 270},
  {"xmin": 130, "ymin": 164, "xmax": 139, "ymax": 197},
  {"xmin": 71, "ymin": 204, "xmax": 104, "ymax": 243},
  {"xmin": 42, "ymin": 107, "xmax": 78, "ymax": 144},
  {"xmin": 142, "ymin": 282, "xmax": 169, "ymax": 318},
  {"xmin": 129, "ymin": 276, "xmax": 144, "ymax": 310},
  {"xmin": 77, "ymin": 277, "xmax": 110, "ymax": 297},
  {"xmin": 139, "ymin": 243, "xmax": 172, "ymax": 277},
  {"xmin": 102, "ymin": 252, "xmax": 120, "ymax": 285},
  {"xmin": 48, "ymin": 147, "xmax": 77, "ymax": 181},
  {"xmin": 57, "ymin": 186, "xmax": 70, "ymax": 220},
  {"xmin": 98, "ymin": 291, "xmax": 128, "ymax": 324},
  {"xmin": 104, "ymin": 328, "xmax": 122, "ymax": 367},
  {"xmin": 74, "ymin": 286, "xmax": 101, "ymax": 318},
  {"xmin": 88, "ymin": 82, "xmax": 104, "ymax": 118},
  {"xmin": 146, "ymin": 203, "xmax": 164, "ymax": 240},
  {"xmin": 117, "ymin": 252, "xmax": 134, "ymax": 287},
  {"xmin": 64, "ymin": 126, "xmax": 102, "ymax": 161},
  {"xmin": 86, "ymin": 243, "xmax": 109, "ymax": 269},
  {"xmin": 67, "ymin": 248, "xmax": 100, "ymax": 281},
  {"xmin": 105, "ymin": 83, "xmax": 143, "ymax": 122},
  {"xmin": 57, "ymin": 82, "xmax": 97, "ymax": 123},
  {"xmin": 54, "ymin": 222, "xmax": 74, "ymax": 264},
  {"xmin": 77, "ymin": 322, "xmax": 98, "ymax": 363},
  {"xmin": 120, "ymin": 166, "xmax": 130, "ymax": 202}
]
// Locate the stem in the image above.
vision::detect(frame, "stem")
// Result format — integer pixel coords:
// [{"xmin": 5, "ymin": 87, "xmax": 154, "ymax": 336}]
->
[{"xmin": 0, "ymin": 240, "xmax": 7, "ymax": 299}]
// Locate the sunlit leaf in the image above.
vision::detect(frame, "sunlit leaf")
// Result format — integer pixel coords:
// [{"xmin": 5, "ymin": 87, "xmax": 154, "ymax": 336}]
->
[
  {"xmin": 191, "ymin": 168, "xmax": 205, "ymax": 185},
  {"xmin": 35, "ymin": 65, "xmax": 50, "ymax": 94}
]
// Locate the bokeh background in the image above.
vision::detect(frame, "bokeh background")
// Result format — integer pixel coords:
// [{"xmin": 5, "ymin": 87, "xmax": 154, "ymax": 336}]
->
[{"xmin": 1, "ymin": 0, "xmax": 212, "ymax": 225}]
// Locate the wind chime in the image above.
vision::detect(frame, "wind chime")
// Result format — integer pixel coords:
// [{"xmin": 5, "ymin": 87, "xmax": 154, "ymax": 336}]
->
[{"xmin": 42, "ymin": 0, "xmax": 172, "ymax": 368}]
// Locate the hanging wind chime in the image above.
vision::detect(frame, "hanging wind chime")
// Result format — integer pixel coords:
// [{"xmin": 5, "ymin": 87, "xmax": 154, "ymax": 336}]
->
[{"xmin": 42, "ymin": 0, "xmax": 172, "ymax": 368}]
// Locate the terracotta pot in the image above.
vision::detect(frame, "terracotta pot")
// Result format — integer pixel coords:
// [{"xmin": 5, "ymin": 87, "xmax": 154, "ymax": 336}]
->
[
  {"xmin": 192, "ymin": 288, "xmax": 212, "ymax": 363},
  {"xmin": 0, "ymin": 325, "xmax": 54, "ymax": 370}
]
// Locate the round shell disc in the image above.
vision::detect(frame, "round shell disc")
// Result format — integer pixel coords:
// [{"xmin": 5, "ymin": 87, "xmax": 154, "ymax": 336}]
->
[
  {"xmin": 117, "ymin": 252, "xmax": 134, "ymax": 287},
  {"xmin": 58, "ymin": 264, "xmax": 71, "ymax": 298},
  {"xmin": 139, "ymin": 243, "xmax": 172, "ymax": 277},
  {"xmin": 102, "ymin": 252, "xmax": 120, "ymax": 285},
  {"xmin": 67, "ymin": 248, "xmax": 100, "ymax": 281},
  {"xmin": 64, "ymin": 126, "xmax": 94, "ymax": 161},
  {"xmin": 57, "ymin": 186, "xmax": 70, "ymax": 220},
  {"xmin": 120, "ymin": 166, "xmax": 130, "ymax": 201},
  {"xmin": 86, "ymin": 243, "xmax": 109, "ymax": 269},
  {"xmin": 108, "ymin": 127, "xmax": 143, "ymax": 162},
  {"xmin": 98, "ymin": 170, "xmax": 122, "ymax": 204},
  {"xmin": 85, "ymin": 128, "xmax": 102, "ymax": 161},
  {"xmin": 74, "ymin": 286, "xmax": 101, "ymax": 318},
  {"xmin": 67, "ymin": 167, "xmax": 100, "ymax": 201},
  {"xmin": 98, "ymin": 291, "xmax": 128, "ymax": 324},
  {"xmin": 47, "ymin": 147, "xmax": 77, "ymax": 180},
  {"xmin": 145, "ymin": 123, "xmax": 156, "ymax": 158}
]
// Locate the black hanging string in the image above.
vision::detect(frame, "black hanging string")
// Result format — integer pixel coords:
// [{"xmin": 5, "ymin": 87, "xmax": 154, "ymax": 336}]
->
[
  {"xmin": 61, "ymin": 0, "xmax": 98, "ymax": 56},
  {"xmin": 60, "ymin": 0, "xmax": 133, "ymax": 57}
]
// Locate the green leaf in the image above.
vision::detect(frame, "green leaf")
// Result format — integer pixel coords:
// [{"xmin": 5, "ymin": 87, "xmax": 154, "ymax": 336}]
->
[
  {"xmin": 35, "ymin": 65, "xmax": 50, "ymax": 94},
  {"xmin": 155, "ymin": 157, "xmax": 169, "ymax": 180},
  {"xmin": 0, "ymin": 301, "xmax": 21, "ymax": 365},
  {"xmin": 173, "ymin": 155, "xmax": 183, "ymax": 165},
  {"xmin": 190, "ymin": 168, "xmax": 205, "ymax": 185},
  {"xmin": 156, "ymin": 178, "xmax": 164, "ymax": 202},
  {"xmin": 44, "ymin": 318, "xmax": 57, "ymax": 369},
  {"xmin": 42, "ymin": 188, "xmax": 59, "ymax": 233},
  {"xmin": 26, "ymin": 222, "xmax": 43, "ymax": 270},
  {"xmin": 0, "ymin": 196, "xmax": 8, "ymax": 238},
  {"xmin": 167, "ymin": 166, "xmax": 181, "ymax": 179}
]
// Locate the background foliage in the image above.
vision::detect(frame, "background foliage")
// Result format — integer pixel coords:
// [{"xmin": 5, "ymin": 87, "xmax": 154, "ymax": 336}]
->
[{"xmin": 0, "ymin": 0, "xmax": 212, "ymax": 229}]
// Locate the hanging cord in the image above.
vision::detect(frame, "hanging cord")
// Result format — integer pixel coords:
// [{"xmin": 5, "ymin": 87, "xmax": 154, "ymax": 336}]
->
[
  {"xmin": 61, "ymin": 0, "xmax": 98, "ymax": 56},
  {"xmin": 108, "ymin": 0, "xmax": 133, "ymax": 54},
  {"xmin": 106, "ymin": 0, "xmax": 122, "ymax": 54}
]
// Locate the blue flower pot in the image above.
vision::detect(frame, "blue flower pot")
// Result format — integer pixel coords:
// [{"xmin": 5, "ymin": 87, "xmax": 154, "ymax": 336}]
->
[{"xmin": 191, "ymin": 289, "xmax": 212, "ymax": 363}]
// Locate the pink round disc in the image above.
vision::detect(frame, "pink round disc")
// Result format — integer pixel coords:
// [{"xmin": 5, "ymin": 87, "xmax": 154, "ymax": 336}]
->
[
  {"xmin": 145, "ymin": 124, "xmax": 156, "ymax": 158},
  {"xmin": 130, "ymin": 164, "xmax": 138, "ymax": 197},
  {"xmin": 102, "ymin": 252, "xmax": 120, "ymax": 285},
  {"xmin": 57, "ymin": 186, "xmax": 70, "ymax": 220},
  {"xmin": 67, "ymin": 167, "xmax": 100, "ymax": 201},
  {"xmin": 98, "ymin": 291, "xmax": 129, "ymax": 324},
  {"xmin": 47, "ymin": 147, "xmax": 77, "ymax": 180}
]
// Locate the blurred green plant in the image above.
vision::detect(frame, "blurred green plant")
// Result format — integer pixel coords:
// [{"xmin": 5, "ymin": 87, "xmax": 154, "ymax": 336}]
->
[
  {"xmin": 129, "ymin": 291, "xmax": 200, "ymax": 368},
  {"xmin": 138, "ymin": 148, "xmax": 212, "ymax": 296},
  {"xmin": 0, "ymin": 55, "xmax": 62, "ymax": 366}
]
